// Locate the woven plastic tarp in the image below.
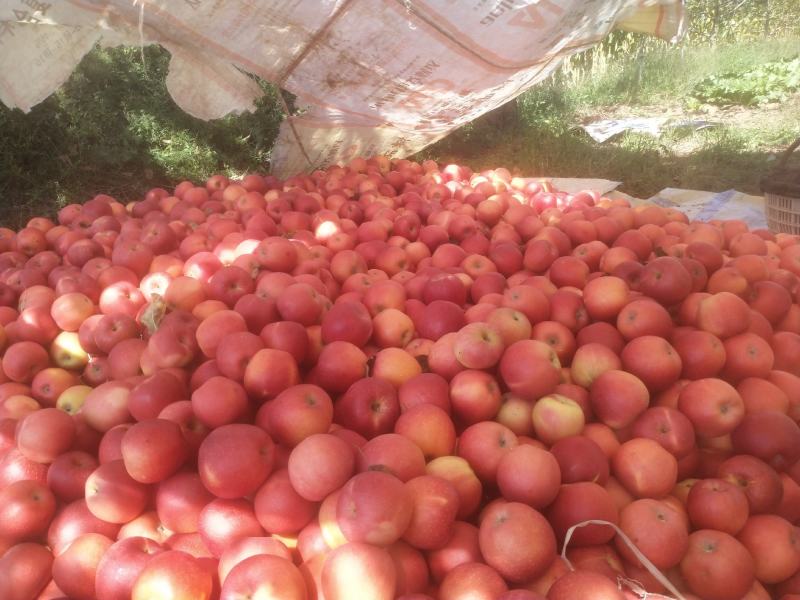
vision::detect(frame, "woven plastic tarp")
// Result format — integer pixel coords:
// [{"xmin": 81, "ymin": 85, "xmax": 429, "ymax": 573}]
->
[{"xmin": 0, "ymin": 0, "xmax": 684, "ymax": 176}]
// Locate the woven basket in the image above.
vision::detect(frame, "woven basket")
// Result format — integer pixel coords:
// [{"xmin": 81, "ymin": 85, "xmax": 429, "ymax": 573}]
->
[{"xmin": 763, "ymin": 137, "xmax": 800, "ymax": 234}]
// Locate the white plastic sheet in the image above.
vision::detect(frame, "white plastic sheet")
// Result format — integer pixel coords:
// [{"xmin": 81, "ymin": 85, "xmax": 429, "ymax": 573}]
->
[
  {"xmin": 647, "ymin": 187, "xmax": 768, "ymax": 229},
  {"xmin": 0, "ymin": 0, "xmax": 685, "ymax": 176},
  {"xmin": 581, "ymin": 117, "xmax": 720, "ymax": 143},
  {"xmin": 607, "ymin": 187, "xmax": 768, "ymax": 229}
]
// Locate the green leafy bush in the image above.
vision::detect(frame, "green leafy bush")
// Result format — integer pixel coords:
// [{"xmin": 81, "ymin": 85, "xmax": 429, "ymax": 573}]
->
[{"xmin": 690, "ymin": 57, "xmax": 800, "ymax": 106}]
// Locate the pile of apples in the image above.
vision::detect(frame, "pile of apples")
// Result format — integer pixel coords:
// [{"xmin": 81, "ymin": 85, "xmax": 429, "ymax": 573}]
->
[{"xmin": 0, "ymin": 156, "xmax": 799, "ymax": 600}]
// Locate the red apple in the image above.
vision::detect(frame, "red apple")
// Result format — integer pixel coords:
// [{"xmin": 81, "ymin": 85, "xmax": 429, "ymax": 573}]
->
[
  {"xmin": 121, "ymin": 418, "xmax": 188, "ymax": 483},
  {"xmin": 243, "ymin": 347, "xmax": 301, "ymax": 401},
  {"xmin": 718, "ymin": 454, "xmax": 783, "ymax": 514},
  {"xmin": 546, "ymin": 482, "xmax": 619, "ymax": 547},
  {"xmin": 737, "ymin": 514, "xmax": 800, "ymax": 584},
  {"xmin": 457, "ymin": 421, "xmax": 518, "ymax": 483},
  {"xmin": 439, "ymin": 562, "xmax": 508, "ymax": 600},
  {"xmin": 612, "ymin": 438, "xmax": 678, "ymax": 499},
  {"xmin": 426, "ymin": 520, "xmax": 481, "ymax": 583},
  {"xmin": 449, "ymin": 369, "xmax": 502, "ymax": 425},
  {"xmin": 52, "ymin": 532, "xmax": 113, "ymax": 600},
  {"xmin": 214, "ymin": 331, "xmax": 264, "ymax": 382},
  {"xmin": 373, "ymin": 307, "xmax": 415, "ymax": 347},
  {"xmin": 334, "ymin": 377, "xmax": 400, "ymax": 439},
  {"xmin": 191, "ymin": 376, "xmax": 249, "ymax": 429},
  {"xmin": 589, "ymin": 370, "xmax": 649, "ymax": 429},
  {"xmin": 426, "ymin": 456, "xmax": 483, "ymax": 520},
  {"xmin": 415, "ymin": 300, "xmax": 466, "ymax": 341},
  {"xmin": 257, "ymin": 383, "xmax": 333, "ymax": 447},
  {"xmin": 616, "ymin": 498, "xmax": 688, "ymax": 569},
  {"xmin": 398, "ymin": 372, "xmax": 451, "ymax": 413},
  {"xmin": 387, "ymin": 540, "xmax": 429, "ymax": 597},
  {"xmin": 253, "ymin": 468, "xmax": 317, "ymax": 535},
  {"xmin": 565, "ymin": 544, "xmax": 624, "ymax": 582},
  {"xmin": 639, "ymin": 256, "xmax": 692, "ymax": 306},
  {"xmin": 531, "ymin": 320, "xmax": 577, "ymax": 365},
  {"xmin": 576, "ymin": 322, "xmax": 625, "ymax": 354},
  {"xmin": 479, "ymin": 501, "xmax": 556, "ymax": 583},
  {"xmin": 571, "ymin": 343, "xmax": 622, "ymax": 388},
  {"xmin": 680, "ymin": 530, "xmax": 755, "ymax": 600},
  {"xmin": 217, "ymin": 536, "xmax": 291, "ymax": 582},
  {"xmin": 549, "ymin": 289, "xmax": 590, "ymax": 333},
  {"xmin": 197, "ymin": 424, "xmax": 274, "ymax": 498},
  {"xmin": 550, "ymin": 435, "xmax": 609, "ymax": 485},
  {"xmin": 260, "ymin": 321, "xmax": 312, "ymax": 364},
  {"xmin": 487, "ymin": 307, "xmax": 532, "ymax": 346},
  {"xmin": 621, "ymin": 335, "xmax": 682, "ymax": 392},
  {"xmin": 16, "ymin": 407, "xmax": 76, "ymax": 464},
  {"xmin": 677, "ymin": 378, "xmax": 745, "ymax": 438},
  {"xmin": 395, "ymin": 403, "xmax": 456, "ymax": 460},
  {"xmin": 322, "ymin": 542, "xmax": 396, "ymax": 600},
  {"xmin": 499, "ymin": 340, "xmax": 561, "ymax": 401},
  {"xmin": 81, "ymin": 380, "xmax": 133, "ymax": 433},
  {"xmin": 672, "ymin": 329, "xmax": 727, "ymax": 380},
  {"xmin": 321, "ymin": 300, "xmax": 373, "ymax": 346},
  {"xmin": 452, "ymin": 322, "xmax": 505, "ymax": 369},
  {"xmin": 0, "ymin": 479, "xmax": 56, "ymax": 542},
  {"xmin": 372, "ymin": 347, "xmax": 423, "ymax": 387},
  {"xmin": 531, "ymin": 394, "xmax": 585, "ymax": 445},
  {"xmin": 730, "ymin": 410, "xmax": 800, "ymax": 469},
  {"xmin": 631, "ymin": 406, "xmax": 695, "ymax": 458},
  {"xmin": 95, "ymin": 536, "xmax": 165, "ymax": 600},
  {"xmin": 221, "ymin": 554, "xmax": 306, "ymax": 599},
  {"xmin": 30, "ymin": 367, "xmax": 79, "ymax": 408},
  {"xmin": 198, "ymin": 497, "xmax": 265, "ymax": 557},
  {"xmin": 127, "ymin": 371, "xmax": 187, "ymax": 421},
  {"xmin": 583, "ymin": 276, "xmax": 629, "ymax": 321},
  {"xmin": 3, "ymin": 341, "xmax": 50, "ymax": 383},
  {"xmin": 195, "ymin": 309, "xmax": 247, "ymax": 358},
  {"xmin": 697, "ymin": 292, "xmax": 751, "ymax": 339},
  {"xmin": 496, "ymin": 443, "xmax": 561, "ymax": 508},
  {"xmin": 288, "ymin": 433, "xmax": 355, "ymax": 501},
  {"xmin": 156, "ymin": 470, "xmax": 215, "ymax": 534},
  {"xmin": 547, "ymin": 570, "xmax": 624, "ymax": 600},
  {"xmin": 401, "ymin": 474, "xmax": 459, "ymax": 550},
  {"xmin": 686, "ymin": 477, "xmax": 749, "ymax": 535},
  {"xmin": 337, "ymin": 470, "xmax": 413, "ymax": 546},
  {"xmin": 47, "ymin": 498, "xmax": 121, "ymax": 555},
  {"xmin": 358, "ymin": 432, "xmax": 426, "ymax": 482},
  {"xmin": 495, "ymin": 393, "xmax": 535, "ymax": 437},
  {"xmin": 0, "ymin": 542, "xmax": 53, "ymax": 600},
  {"xmin": 312, "ymin": 341, "xmax": 368, "ymax": 394},
  {"xmin": 47, "ymin": 450, "xmax": 98, "ymax": 502},
  {"xmin": 85, "ymin": 459, "xmax": 150, "ymax": 524},
  {"xmin": 132, "ymin": 550, "xmax": 213, "ymax": 600},
  {"xmin": 736, "ymin": 377, "xmax": 790, "ymax": 414},
  {"xmin": 721, "ymin": 332, "xmax": 774, "ymax": 383}
]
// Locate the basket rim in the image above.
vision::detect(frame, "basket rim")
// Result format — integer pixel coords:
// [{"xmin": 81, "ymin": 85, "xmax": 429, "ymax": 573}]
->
[{"xmin": 764, "ymin": 189, "xmax": 800, "ymax": 202}]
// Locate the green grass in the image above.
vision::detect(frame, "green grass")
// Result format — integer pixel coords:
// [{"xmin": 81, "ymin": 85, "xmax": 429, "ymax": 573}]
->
[
  {"xmin": 554, "ymin": 35, "xmax": 800, "ymax": 107},
  {"xmin": 417, "ymin": 36, "xmax": 800, "ymax": 200}
]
